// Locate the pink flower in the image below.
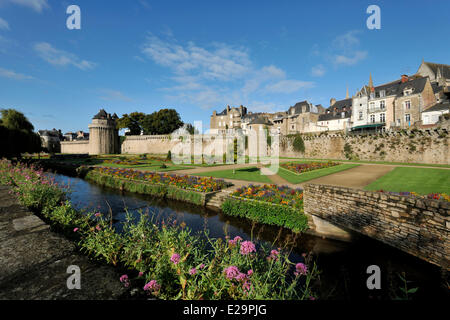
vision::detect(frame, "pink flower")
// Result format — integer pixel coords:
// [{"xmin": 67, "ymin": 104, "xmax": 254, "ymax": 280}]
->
[
  {"xmin": 95, "ymin": 212, "xmax": 101, "ymax": 217},
  {"xmin": 247, "ymin": 269, "xmax": 253, "ymax": 276},
  {"xmin": 95, "ymin": 225, "xmax": 101, "ymax": 231},
  {"xmin": 144, "ymin": 280, "xmax": 161, "ymax": 292},
  {"xmin": 294, "ymin": 263, "xmax": 308, "ymax": 276},
  {"xmin": 189, "ymin": 268, "xmax": 197, "ymax": 275},
  {"xmin": 224, "ymin": 266, "xmax": 240, "ymax": 280},
  {"xmin": 269, "ymin": 249, "xmax": 279, "ymax": 261},
  {"xmin": 138, "ymin": 272, "xmax": 144, "ymax": 277},
  {"xmin": 73, "ymin": 228, "xmax": 79, "ymax": 232},
  {"xmin": 240, "ymin": 241, "xmax": 256, "ymax": 255},
  {"xmin": 119, "ymin": 274, "xmax": 128, "ymax": 282},
  {"xmin": 199, "ymin": 264, "xmax": 205, "ymax": 269},
  {"xmin": 170, "ymin": 253, "xmax": 180, "ymax": 265},
  {"xmin": 236, "ymin": 272, "xmax": 247, "ymax": 282}
]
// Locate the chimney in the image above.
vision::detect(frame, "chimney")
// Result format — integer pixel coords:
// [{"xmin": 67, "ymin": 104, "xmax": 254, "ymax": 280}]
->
[
  {"xmin": 213, "ymin": 111, "xmax": 216, "ymax": 116},
  {"xmin": 401, "ymin": 74, "xmax": 409, "ymax": 83},
  {"xmin": 226, "ymin": 105, "xmax": 230, "ymax": 112},
  {"xmin": 330, "ymin": 98, "xmax": 336, "ymax": 106}
]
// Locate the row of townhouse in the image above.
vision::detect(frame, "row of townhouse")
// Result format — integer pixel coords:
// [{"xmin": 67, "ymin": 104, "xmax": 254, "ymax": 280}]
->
[{"xmin": 209, "ymin": 61, "xmax": 450, "ymax": 135}]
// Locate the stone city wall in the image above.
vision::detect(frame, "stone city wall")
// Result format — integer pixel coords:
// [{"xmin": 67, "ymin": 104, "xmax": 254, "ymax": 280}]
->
[
  {"xmin": 118, "ymin": 127, "xmax": 449, "ymax": 164},
  {"xmin": 303, "ymin": 184, "xmax": 450, "ymax": 269},
  {"xmin": 60, "ymin": 141, "xmax": 89, "ymax": 154}
]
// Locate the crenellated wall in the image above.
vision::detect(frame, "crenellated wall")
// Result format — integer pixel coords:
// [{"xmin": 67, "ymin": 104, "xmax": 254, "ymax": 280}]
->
[{"xmin": 118, "ymin": 127, "xmax": 450, "ymax": 164}]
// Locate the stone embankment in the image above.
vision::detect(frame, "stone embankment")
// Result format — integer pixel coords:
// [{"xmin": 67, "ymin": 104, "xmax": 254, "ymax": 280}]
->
[
  {"xmin": 0, "ymin": 186, "xmax": 127, "ymax": 300},
  {"xmin": 304, "ymin": 184, "xmax": 450, "ymax": 270}
]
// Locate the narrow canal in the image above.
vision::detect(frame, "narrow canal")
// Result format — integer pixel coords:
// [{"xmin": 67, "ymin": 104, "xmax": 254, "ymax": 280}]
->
[{"xmin": 52, "ymin": 173, "xmax": 447, "ymax": 300}]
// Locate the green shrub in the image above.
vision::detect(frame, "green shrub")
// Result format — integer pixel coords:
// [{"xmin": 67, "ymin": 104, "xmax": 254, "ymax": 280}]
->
[
  {"xmin": 291, "ymin": 134, "xmax": 305, "ymax": 153},
  {"xmin": 221, "ymin": 198, "xmax": 308, "ymax": 233}
]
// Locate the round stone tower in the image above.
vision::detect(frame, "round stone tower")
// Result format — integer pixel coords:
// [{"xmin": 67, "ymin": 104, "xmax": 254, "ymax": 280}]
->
[{"xmin": 88, "ymin": 109, "xmax": 119, "ymax": 155}]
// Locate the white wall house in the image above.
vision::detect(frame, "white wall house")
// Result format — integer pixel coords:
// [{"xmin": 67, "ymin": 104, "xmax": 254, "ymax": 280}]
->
[{"xmin": 421, "ymin": 103, "xmax": 449, "ymax": 125}]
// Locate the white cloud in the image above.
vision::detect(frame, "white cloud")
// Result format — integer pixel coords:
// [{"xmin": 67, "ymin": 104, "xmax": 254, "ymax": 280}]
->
[
  {"xmin": 265, "ymin": 80, "xmax": 314, "ymax": 94},
  {"xmin": 100, "ymin": 89, "xmax": 134, "ymax": 102},
  {"xmin": 142, "ymin": 35, "xmax": 313, "ymax": 109},
  {"xmin": 334, "ymin": 51, "xmax": 368, "ymax": 66},
  {"xmin": 311, "ymin": 64, "xmax": 326, "ymax": 77},
  {"xmin": 0, "ymin": 18, "xmax": 9, "ymax": 30},
  {"xmin": 332, "ymin": 30, "xmax": 361, "ymax": 49},
  {"xmin": 33, "ymin": 42, "xmax": 96, "ymax": 70},
  {"xmin": 6, "ymin": 0, "xmax": 49, "ymax": 12},
  {"xmin": 0, "ymin": 67, "xmax": 33, "ymax": 80}
]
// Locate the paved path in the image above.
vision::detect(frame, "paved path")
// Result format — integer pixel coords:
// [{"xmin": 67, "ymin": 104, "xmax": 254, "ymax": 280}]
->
[{"xmin": 0, "ymin": 186, "xmax": 127, "ymax": 300}]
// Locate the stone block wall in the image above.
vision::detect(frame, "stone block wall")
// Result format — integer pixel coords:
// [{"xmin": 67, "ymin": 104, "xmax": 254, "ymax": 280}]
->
[
  {"xmin": 60, "ymin": 141, "xmax": 89, "ymax": 154},
  {"xmin": 303, "ymin": 184, "xmax": 450, "ymax": 269},
  {"xmin": 118, "ymin": 126, "xmax": 449, "ymax": 164}
]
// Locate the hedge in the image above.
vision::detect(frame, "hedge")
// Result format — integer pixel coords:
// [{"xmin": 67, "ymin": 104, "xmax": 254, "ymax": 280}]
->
[{"xmin": 221, "ymin": 197, "xmax": 309, "ymax": 233}]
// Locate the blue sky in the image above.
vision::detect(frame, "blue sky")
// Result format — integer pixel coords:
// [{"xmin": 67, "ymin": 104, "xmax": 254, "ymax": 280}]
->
[{"xmin": 0, "ymin": 0, "xmax": 449, "ymax": 133}]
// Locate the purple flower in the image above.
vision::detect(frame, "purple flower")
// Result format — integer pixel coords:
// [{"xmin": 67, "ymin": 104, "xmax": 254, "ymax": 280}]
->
[
  {"xmin": 294, "ymin": 263, "xmax": 308, "ymax": 276},
  {"xmin": 240, "ymin": 241, "xmax": 256, "ymax": 255},
  {"xmin": 224, "ymin": 266, "xmax": 240, "ymax": 280},
  {"xmin": 170, "ymin": 253, "xmax": 180, "ymax": 265},
  {"xmin": 236, "ymin": 272, "xmax": 247, "ymax": 282},
  {"xmin": 189, "ymin": 268, "xmax": 197, "ymax": 275},
  {"xmin": 144, "ymin": 280, "xmax": 161, "ymax": 292}
]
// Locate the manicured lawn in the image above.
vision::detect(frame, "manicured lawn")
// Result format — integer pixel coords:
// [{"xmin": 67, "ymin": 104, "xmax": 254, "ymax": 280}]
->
[
  {"xmin": 276, "ymin": 163, "xmax": 360, "ymax": 184},
  {"xmin": 279, "ymin": 157, "xmax": 450, "ymax": 169},
  {"xmin": 364, "ymin": 167, "xmax": 450, "ymax": 195},
  {"xmin": 195, "ymin": 167, "xmax": 272, "ymax": 183}
]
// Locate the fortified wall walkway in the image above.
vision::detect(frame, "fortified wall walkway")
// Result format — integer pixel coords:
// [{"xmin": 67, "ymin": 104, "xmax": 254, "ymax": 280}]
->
[{"xmin": 0, "ymin": 186, "xmax": 127, "ymax": 300}]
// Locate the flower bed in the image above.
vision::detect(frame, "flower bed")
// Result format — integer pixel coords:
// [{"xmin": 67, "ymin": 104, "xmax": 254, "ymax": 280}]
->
[
  {"xmin": 0, "ymin": 159, "xmax": 318, "ymax": 300},
  {"xmin": 94, "ymin": 167, "xmax": 229, "ymax": 192},
  {"xmin": 232, "ymin": 184, "xmax": 304, "ymax": 210},
  {"xmin": 223, "ymin": 184, "xmax": 309, "ymax": 233},
  {"xmin": 376, "ymin": 190, "xmax": 450, "ymax": 202},
  {"xmin": 281, "ymin": 161, "xmax": 340, "ymax": 174}
]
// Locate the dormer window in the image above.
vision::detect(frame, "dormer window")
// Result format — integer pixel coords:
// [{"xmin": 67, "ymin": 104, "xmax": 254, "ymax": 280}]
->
[
  {"xmin": 380, "ymin": 90, "xmax": 386, "ymax": 97},
  {"xmin": 404, "ymin": 88, "xmax": 413, "ymax": 96}
]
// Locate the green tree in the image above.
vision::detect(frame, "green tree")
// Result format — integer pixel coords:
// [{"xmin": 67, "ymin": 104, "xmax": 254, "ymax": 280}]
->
[
  {"xmin": 0, "ymin": 109, "xmax": 34, "ymax": 133},
  {"xmin": 0, "ymin": 108, "xmax": 41, "ymax": 158},
  {"xmin": 117, "ymin": 112, "xmax": 146, "ymax": 135},
  {"xmin": 142, "ymin": 109, "xmax": 183, "ymax": 135}
]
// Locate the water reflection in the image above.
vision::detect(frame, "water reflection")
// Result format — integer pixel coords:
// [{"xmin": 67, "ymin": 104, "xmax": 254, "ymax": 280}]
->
[{"xmin": 50, "ymin": 173, "xmax": 447, "ymax": 300}]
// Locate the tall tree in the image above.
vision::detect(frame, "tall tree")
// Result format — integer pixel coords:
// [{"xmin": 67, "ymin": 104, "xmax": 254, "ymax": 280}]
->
[
  {"xmin": 117, "ymin": 112, "xmax": 146, "ymax": 135},
  {"xmin": 0, "ymin": 109, "xmax": 34, "ymax": 133},
  {"xmin": 0, "ymin": 108, "xmax": 41, "ymax": 158},
  {"xmin": 142, "ymin": 109, "xmax": 183, "ymax": 135}
]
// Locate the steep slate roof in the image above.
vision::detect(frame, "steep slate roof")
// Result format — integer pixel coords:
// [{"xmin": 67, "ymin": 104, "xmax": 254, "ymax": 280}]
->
[
  {"xmin": 395, "ymin": 76, "xmax": 429, "ymax": 97},
  {"xmin": 289, "ymin": 101, "xmax": 314, "ymax": 115},
  {"xmin": 424, "ymin": 62, "xmax": 450, "ymax": 79},
  {"xmin": 38, "ymin": 130, "xmax": 60, "ymax": 137},
  {"xmin": 93, "ymin": 109, "xmax": 108, "ymax": 119},
  {"xmin": 422, "ymin": 102, "xmax": 450, "ymax": 113},
  {"xmin": 318, "ymin": 98, "xmax": 352, "ymax": 121}
]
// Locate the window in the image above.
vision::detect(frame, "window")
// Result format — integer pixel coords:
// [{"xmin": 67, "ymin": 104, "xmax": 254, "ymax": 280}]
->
[
  {"xmin": 405, "ymin": 114, "xmax": 411, "ymax": 123},
  {"xmin": 380, "ymin": 90, "xmax": 386, "ymax": 97},
  {"xmin": 341, "ymin": 112, "xmax": 345, "ymax": 118},
  {"xmin": 405, "ymin": 101, "xmax": 411, "ymax": 109},
  {"xmin": 380, "ymin": 100, "xmax": 385, "ymax": 109},
  {"xmin": 291, "ymin": 125, "xmax": 294, "ymax": 130},
  {"xmin": 359, "ymin": 111, "xmax": 363, "ymax": 120},
  {"xmin": 380, "ymin": 113, "xmax": 386, "ymax": 123},
  {"xmin": 370, "ymin": 114, "xmax": 375, "ymax": 123},
  {"xmin": 397, "ymin": 119, "xmax": 401, "ymax": 125},
  {"xmin": 369, "ymin": 102, "xmax": 375, "ymax": 111}
]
